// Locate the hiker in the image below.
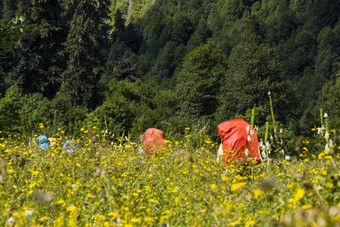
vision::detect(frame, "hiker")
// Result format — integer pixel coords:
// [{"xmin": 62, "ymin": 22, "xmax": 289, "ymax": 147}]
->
[
  {"xmin": 34, "ymin": 135, "xmax": 50, "ymax": 150},
  {"xmin": 62, "ymin": 140, "xmax": 78, "ymax": 154},
  {"xmin": 217, "ymin": 119, "xmax": 262, "ymax": 164},
  {"xmin": 141, "ymin": 128, "xmax": 165, "ymax": 156}
]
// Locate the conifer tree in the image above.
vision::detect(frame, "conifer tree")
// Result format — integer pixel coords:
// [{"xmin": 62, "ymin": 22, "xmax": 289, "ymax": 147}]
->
[
  {"xmin": 217, "ymin": 16, "xmax": 291, "ymax": 122},
  {"xmin": 60, "ymin": 0, "xmax": 110, "ymax": 109},
  {"xmin": 17, "ymin": 0, "xmax": 65, "ymax": 98}
]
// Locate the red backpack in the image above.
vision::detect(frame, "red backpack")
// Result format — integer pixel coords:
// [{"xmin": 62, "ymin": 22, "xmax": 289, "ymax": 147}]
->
[
  {"xmin": 143, "ymin": 128, "xmax": 165, "ymax": 156},
  {"xmin": 218, "ymin": 119, "xmax": 261, "ymax": 163}
]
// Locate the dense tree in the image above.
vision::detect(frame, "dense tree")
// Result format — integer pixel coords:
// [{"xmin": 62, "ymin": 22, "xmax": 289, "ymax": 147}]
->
[
  {"xmin": 1, "ymin": 0, "xmax": 340, "ymax": 138},
  {"xmin": 60, "ymin": 0, "xmax": 110, "ymax": 109},
  {"xmin": 17, "ymin": 0, "xmax": 66, "ymax": 98},
  {"xmin": 217, "ymin": 16, "xmax": 291, "ymax": 122},
  {"xmin": 0, "ymin": 84, "xmax": 22, "ymax": 134},
  {"xmin": 0, "ymin": 0, "xmax": 18, "ymax": 23},
  {"xmin": 315, "ymin": 26, "xmax": 340, "ymax": 81},
  {"xmin": 176, "ymin": 40, "xmax": 226, "ymax": 119},
  {"xmin": 169, "ymin": 13, "xmax": 194, "ymax": 45},
  {"xmin": 187, "ymin": 18, "xmax": 212, "ymax": 52},
  {"xmin": 0, "ymin": 18, "xmax": 22, "ymax": 96},
  {"xmin": 316, "ymin": 66, "xmax": 340, "ymax": 130}
]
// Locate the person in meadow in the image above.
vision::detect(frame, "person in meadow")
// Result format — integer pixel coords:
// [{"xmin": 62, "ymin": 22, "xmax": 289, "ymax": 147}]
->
[
  {"xmin": 34, "ymin": 135, "xmax": 50, "ymax": 150},
  {"xmin": 62, "ymin": 140, "xmax": 78, "ymax": 154},
  {"xmin": 217, "ymin": 119, "xmax": 262, "ymax": 165},
  {"xmin": 140, "ymin": 128, "xmax": 165, "ymax": 156}
]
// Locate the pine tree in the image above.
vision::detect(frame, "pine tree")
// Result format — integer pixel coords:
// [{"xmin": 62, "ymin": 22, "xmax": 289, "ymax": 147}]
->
[
  {"xmin": 17, "ymin": 0, "xmax": 66, "ymax": 98},
  {"xmin": 217, "ymin": 16, "xmax": 291, "ymax": 122},
  {"xmin": 60, "ymin": 0, "xmax": 110, "ymax": 109}
]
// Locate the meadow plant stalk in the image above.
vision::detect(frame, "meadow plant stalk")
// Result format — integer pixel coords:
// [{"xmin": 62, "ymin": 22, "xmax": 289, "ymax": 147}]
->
[
  {"xmin": 320, "ymin": 108, "xmax": 324, "ymax": 127},
  {"xmin": 268, "ymin": 91, "xmax": 279, "ymax": 143},
  {"xmin": 251, "ymin": 107, "xmax": 255, "ymax": 128}
]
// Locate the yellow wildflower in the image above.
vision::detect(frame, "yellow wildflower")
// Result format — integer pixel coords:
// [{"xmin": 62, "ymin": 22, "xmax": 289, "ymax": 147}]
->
[
  {"xmin": 231, "ymin": 182, "xmax": 246, "ymax": 192},
  {"xmin": 253, "ymin": 189, "xmax": 264, "ymax": 199},
  {"xmin": 294, "ymin": 188, "xmax": 305, "ymax": 201}
]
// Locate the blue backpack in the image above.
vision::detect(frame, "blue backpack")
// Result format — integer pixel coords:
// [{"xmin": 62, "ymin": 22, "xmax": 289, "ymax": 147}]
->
[{"xmin": 35, "ymin": 135, "xmax": 50, "ymax": 150}]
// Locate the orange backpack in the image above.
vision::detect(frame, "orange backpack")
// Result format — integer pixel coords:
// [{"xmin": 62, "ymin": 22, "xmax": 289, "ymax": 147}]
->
[
  {"xmin": 143, "ymin": 128, "xmax": 165, "ymax": 156},
  {"xmin": 218, "ymin": 119, "xmax": 261, "ymax": 163}
]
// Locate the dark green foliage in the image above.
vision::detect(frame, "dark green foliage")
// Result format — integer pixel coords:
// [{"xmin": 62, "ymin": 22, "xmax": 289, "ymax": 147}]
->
[
  {"xmin": 187, "ymin": 18, "xmax": 212, "ymax": 52},
  {"xmin": 17, "ymin": 0, "xmax": 66, "ymax": 98},
  {"xmin": 303, "ymin": 0, "xmax": 340, "ymax": 35},
  {"xmin": 1, "ymin": 0, "xmax": 340, "ymax": 141},
  {"xmin": 93, "ymin": 79, "xmax": 160, "ymax": 136},
  {"xmin": 316, "ymin": 67, "xmax": 340, "ymax": 130},
  {"xmin": 51, "ymin": 93, "xmax": 89, "ymax": 133},
  {"xmin": 169, "ymin": 13, "xmax": 194, "ymax": 45},
  {"xmin": 19, "ymin": 93, "xmax": 53, "ymax": 134},
  {"xmin": 177, "ymin": 40, "xmax": 226, "ymax": 118},
  {"xmin": 0, "ymin": 84, "xmax": 22, "ymax": 134},
  {"xmin": 217, "ymin": 17, "xmax": 292, "ymax": 123},
  {"xmin": 149, "ymin": 41, "xmax": 186, "ymax": 79},
  {"xmin": 60, "ymin": 0, "xmax": 110, "ymax": 109},
  {"xmin": 0, "ymin": 18, "xmax": 22, "ymax": 96},
  {"xmin": 0, "ymin": 0, "xmax": 18, "ymax": 23},
  {"xmin": 315, "ymin": 26, "xmax": 340, "ymax": 81}
]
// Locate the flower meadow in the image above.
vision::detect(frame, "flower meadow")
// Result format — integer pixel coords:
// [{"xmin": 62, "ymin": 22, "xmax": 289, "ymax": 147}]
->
[{"xmin": 0, "ymin": 126, "xmax": 339, "ymax": 227}]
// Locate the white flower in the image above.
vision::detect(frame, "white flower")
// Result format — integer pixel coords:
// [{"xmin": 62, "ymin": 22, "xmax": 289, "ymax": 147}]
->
[
  {"xmin": 247, "ymin": 135, "xmax": 252, "ymax": 142},
  {"xmin": 217, "ymin": 144, "xmax": 223, "ymax": 163},
  {"xmin": 285, "ymin": 156, "xmax": 290, "ymax": 161},
  {"xmin": 280, "ymin": 149, "xmax": 284, "ymax": 154},
  {"xmin": 317, "ymin": 127, "xmax": 322, "ymax": 135},
  {"xmin": 245, "ymin": 148, "xmax": 249, "ymax": 157},
  {"xmin": 246, "ymin": 125, "xmax": 250, "ymax": 134},
  {"xmin": 25, "ymin": 210, "xmax": 33, "ymax": 217},
  {"xmin": 325, "ymin": 144, "xmax": 330, "ymax": 152},
  {"xmin": 325, "ymin": 132, "xmax": 329, "ymax": 140},
  {"xmin": 262, "ymin": 151, "xmax": 267, "ymax": 159},
  {"xmin": 268, "ymin": 91, "xmax": 271, "ymax": 95},
  {"xmin": 6, "ymin": 217, "xmax": 15, "ymax": 226},
  {"xmin": 324, "ymin": 113, "xmax": 328, "ymax": 118},
  {"xmin": 259, "ymin": 141, "xmax": 264, "ymax": 148}
]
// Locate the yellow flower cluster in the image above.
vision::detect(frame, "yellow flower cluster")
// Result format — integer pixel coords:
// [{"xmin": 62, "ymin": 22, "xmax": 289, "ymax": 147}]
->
[{"xmin": 0, "ymin": 127, "xmax": 339, "ymax": 226}]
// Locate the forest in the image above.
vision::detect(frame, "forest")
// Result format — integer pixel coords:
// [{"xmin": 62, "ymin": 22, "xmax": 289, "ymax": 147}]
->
[{"xmin": 0, "ymin": 0, "xmax": 339, "ymax": 147}]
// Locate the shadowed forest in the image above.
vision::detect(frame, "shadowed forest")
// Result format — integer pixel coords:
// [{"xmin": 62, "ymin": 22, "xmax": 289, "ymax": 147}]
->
[{"xmin": 0, "ymin": 0, "xmax": 339, "ymax": 146}]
